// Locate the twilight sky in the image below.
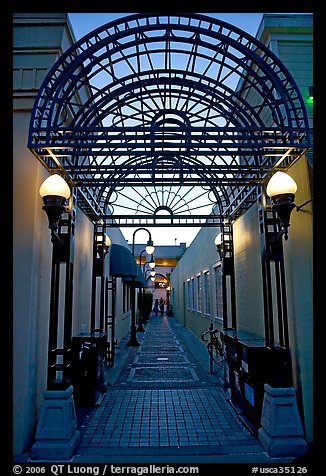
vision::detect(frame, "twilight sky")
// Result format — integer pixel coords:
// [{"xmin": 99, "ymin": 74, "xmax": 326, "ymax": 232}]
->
[
  {"xmin": 68, "ymin": 13, "xmax": 265, "ymax": 41},
  {"xmin": 65, "ymin": 13, "xmax": 292, "ymax": 247}
]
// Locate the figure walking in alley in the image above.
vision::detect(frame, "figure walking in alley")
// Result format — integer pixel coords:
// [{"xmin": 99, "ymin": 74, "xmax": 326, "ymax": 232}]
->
[
  {"xmin": 153, "ymin": 298, "xmax": 159, "ymax": 316},
  {"xmin": 159, "ymin": 297, "xmax": 165, "ymax": 316}
]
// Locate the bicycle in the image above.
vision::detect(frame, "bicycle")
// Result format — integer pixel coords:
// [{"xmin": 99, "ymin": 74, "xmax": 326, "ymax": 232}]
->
[{"xmin": 201, "ymin": 323, "xmax": 224, "ymax": 374}]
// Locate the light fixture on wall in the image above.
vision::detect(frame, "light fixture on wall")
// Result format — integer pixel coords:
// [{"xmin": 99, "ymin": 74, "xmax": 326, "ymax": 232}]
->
[
  {"xmin": 39, "ymin": 174, "xmax": 71, "ymax": 243},
  {"xmin": 266, "ymin": 171, "xmax": 298, "ymax": 241},
  {"xmin": 95, "ymin": 232, "xmax": 111, "ymax": 257},
  {"xmin": 307, "ymin": 86, "xmax": 313, "ymax": 103},
  {"xmin": 214, "ymin": 231, "xmax": 231, "ymax": 259}
]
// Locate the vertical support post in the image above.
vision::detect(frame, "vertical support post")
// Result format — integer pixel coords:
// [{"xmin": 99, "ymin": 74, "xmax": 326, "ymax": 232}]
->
[
  {"xmin": 105, "ymin": 276, "xmax": 116, "ymax": 365},
  {"xmin": 91, "ymin": 223, "xmax": 107, "ymax": 334},
  {"xmin": 47, "ymin": 190, "xmax": 76, "ymax": 390},
  {"xmin": 220, "ymin": 224, "xmax": 237, "ymax": 331},
  {"xmin": 127, "ymin": 277, "xmax": 140, "ymax": 346}
]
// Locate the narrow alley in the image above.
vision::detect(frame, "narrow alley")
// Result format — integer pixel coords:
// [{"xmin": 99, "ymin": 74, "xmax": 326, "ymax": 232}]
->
[{"xmin": 72, "ymin": 315, "xmax": 283, "ymax": 463}]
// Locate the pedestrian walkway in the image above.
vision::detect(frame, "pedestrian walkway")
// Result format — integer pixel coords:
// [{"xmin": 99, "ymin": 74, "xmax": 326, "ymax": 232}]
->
[{"xmin": 73, "ymin": 315, "xmax": 292, "ymax": 463}]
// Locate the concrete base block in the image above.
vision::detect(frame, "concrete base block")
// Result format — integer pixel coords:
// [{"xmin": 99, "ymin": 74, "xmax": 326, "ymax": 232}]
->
[
  {"xmin": 258, "ymin": 384, "xmax": 308, "ymax": 458},
  {"xmin": 31, "ymin": 385, "xmax": 80, "ymax": 461}
]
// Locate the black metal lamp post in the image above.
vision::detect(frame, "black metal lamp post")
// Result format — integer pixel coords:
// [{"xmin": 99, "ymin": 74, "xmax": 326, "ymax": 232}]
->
[
  {"xmin": 39, "ymin": 173, "xmax": 73, "ymax": 389},
  {"xmin": 127, "ymin": 227, "xmax": 155, "ymax": 346},
  {"xmin": 260, "ymin": 171, "xmax": 298, "ymax": 349},
  {"xmin": 137, "ymin": 249, "xmax": 148, "ymax": 332},
  {"xmin": 142, "ymin": 259, "xmax": 156, "ymax": 323},
  {"xmin": 32, "ymin": 173, "xmax": 80, "ymax": 460}
]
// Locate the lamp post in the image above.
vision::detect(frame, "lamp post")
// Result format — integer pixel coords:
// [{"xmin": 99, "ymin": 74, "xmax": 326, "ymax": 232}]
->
[
  {"xmin": 127, "ymin": 227, "xmax": 155, "ymax": 346},
  {"xmin": 142, "ymin": 259, "xmax": 156, "ymax": 323},
  {"xmin": 32, "ymin": 173, "xmax": 80, "ymax": 460},
  {"xmin": 257, "ymin": 172, "xmax": 307, "ymax": 457},
  {"xmin": 259, "ymin": 171, "xmax": 298, "ymax": 349},
  {"xmin": 39, "ymin": 173, "xmax": 73, "ymax": 389},
  {"xmin": 137, "ymin": 249, "xmax": 148, "ymax": 332}
]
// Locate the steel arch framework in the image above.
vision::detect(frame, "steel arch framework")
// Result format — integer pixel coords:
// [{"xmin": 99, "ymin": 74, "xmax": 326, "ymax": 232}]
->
[{"xmin": 28, "ymin": 13, "xmax": 310, "ymax": 227}]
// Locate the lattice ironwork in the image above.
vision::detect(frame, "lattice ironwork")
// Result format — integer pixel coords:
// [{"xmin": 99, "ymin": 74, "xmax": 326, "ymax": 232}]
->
[{"xmin": 28, "ymin": 13, "xmax": 310, "ymax": 226}]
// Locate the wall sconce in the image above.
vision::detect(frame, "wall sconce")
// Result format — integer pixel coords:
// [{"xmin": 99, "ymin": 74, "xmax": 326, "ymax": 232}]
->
[
  {"xmin": 266, "ymin": 171, "xmax": 298, "ymax": 241},
  {"xmin": 214, "ymin": 232, "xmax": 223, "ymax": 258},
  {"xmin": 39, "ymin": 174, "xmax": 71, "ymax": 243},
  {"xmin": 214, "ymin": 231, "xmax": 231, "ymax": 259},
  {"xmin": 307, "ymin": 86, "xmax": 313, "ymax": 103},
  {"xmin": 149, "ymin": 255, "xmax": 156, "ymax": 269},
  {"xmin": 95, "ymin": 233, "xmax": 111, "ymax": 257}
]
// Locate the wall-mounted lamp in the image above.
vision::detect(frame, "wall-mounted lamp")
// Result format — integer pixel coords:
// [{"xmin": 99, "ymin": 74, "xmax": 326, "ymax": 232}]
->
[
  {"xmin": 307, "ymin": 86, "xmax": 313, "ymax": 103},
  {"xmin": 214, "ymin": 231, "xmax": 231, "ymax": 259},
  {"xmin": 266, "ymin": 171, "xmax": 297, "ymax": 241},
  {"xmin": 39, "ymin": 174, "xmax": 71, "ymax": 243},
  {"xmin": 95, "ymin": 233, "xmax": 111, "ymax": 257},
  {"xmin": 214, "ymin": 232, "xmax": 223, "ymax": 259}
]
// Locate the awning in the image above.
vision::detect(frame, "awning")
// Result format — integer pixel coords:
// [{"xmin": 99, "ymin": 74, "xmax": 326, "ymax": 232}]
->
[
  {"xmin": 109, "ymin": 243, "xmax": 138, "ymax": 278},
  {"xmin": 123, "ymin": 266, "xmax": 148, "ymax": 288}
]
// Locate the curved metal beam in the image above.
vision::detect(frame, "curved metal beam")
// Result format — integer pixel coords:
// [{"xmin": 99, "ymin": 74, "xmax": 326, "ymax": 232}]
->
[{"xmin": 28, "ymin": 13, "xmax": 310, "ymax": 225}]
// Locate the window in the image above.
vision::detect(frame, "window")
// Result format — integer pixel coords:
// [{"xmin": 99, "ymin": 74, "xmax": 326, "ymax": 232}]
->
[
  {"xmin": 196, "ymin": 274, "xmax": 201, "ymax": 312},
  {"xmin": 203, "ymin": 271, "xmax": 210, "ymax": 315},
  {"xmin": 187, "ymin": 278, "xmax": 195, "ymax": 310},
  {"xmin": 123, "ymin": 282, "xmax": 130, "ymax": 312},
  {"xmin": 214, "ymin": 265, "xmax": 223, "ymax": 319},
  {"xmin": 191, "ymin": 278, "xmax": 195, "ymax": 310}
]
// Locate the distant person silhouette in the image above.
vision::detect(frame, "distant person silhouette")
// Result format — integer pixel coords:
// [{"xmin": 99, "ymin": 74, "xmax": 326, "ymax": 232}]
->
[
  {"xmin": 159, "ymin": 297, "xmax": 164, "ymax": 316},
  {"xmin": 153, "ymin": 299, "xmax": 159, "ymax": 316}
]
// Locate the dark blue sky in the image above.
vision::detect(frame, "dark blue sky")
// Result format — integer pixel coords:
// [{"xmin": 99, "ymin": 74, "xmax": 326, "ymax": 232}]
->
[{"xmin": 68, "ymin": 13, "xmax": 265, "ymax": 41}]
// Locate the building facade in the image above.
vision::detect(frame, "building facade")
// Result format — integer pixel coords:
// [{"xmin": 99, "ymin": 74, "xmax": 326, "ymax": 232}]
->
[{"xmin": 170, "ymin": 14, "xmax": 313, "ymax": 443}]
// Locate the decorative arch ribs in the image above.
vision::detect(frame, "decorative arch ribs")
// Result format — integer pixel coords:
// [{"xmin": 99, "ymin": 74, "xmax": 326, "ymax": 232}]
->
[{"xmin": 28, "ymin": 13, "xmax": 310, "ymax": 225}]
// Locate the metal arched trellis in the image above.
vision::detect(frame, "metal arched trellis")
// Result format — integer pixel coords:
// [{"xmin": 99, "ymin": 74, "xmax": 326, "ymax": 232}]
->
[{"xmin": 28, "ymin": 13, "xmax": 310, "ymax": 228}]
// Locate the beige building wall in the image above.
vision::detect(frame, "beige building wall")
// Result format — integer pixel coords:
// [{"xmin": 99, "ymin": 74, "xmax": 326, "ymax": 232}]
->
[
  {"xmin": 283, "ymin": 158, "xmax": 313, "ymax": 442},
  {"xmin": 13, "ymin": 13, "xmax": 77, "ymax": 456},
  {"xmin": 232, "ymin": 204, "xmax": 265, "ymax": 337},
  {"xmin": 13, "ymin": 13, "xmax": 134, "ymax": 456},
  {"xmin": 171, "ymin": 14, "xmax": 313, "ymax": 443},
  {"xmin": 170, "ymin": 226, "xmax": 221, "ymax": 337}
]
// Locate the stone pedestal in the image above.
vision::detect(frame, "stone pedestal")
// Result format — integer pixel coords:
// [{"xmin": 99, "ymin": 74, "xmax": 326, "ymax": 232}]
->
[
  {"xmin": 31, "ymin": 385, "xmax": 80, "ymax": 460},
  {"xmin": 258, "ymin": 384, "xmax": 308, "ymax": 457}
]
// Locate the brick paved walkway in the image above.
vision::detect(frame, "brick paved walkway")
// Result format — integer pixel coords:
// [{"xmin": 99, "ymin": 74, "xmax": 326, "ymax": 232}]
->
[{"xmin": 73, "ymin": 315, "xmax": 282, "ymax": 463}]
